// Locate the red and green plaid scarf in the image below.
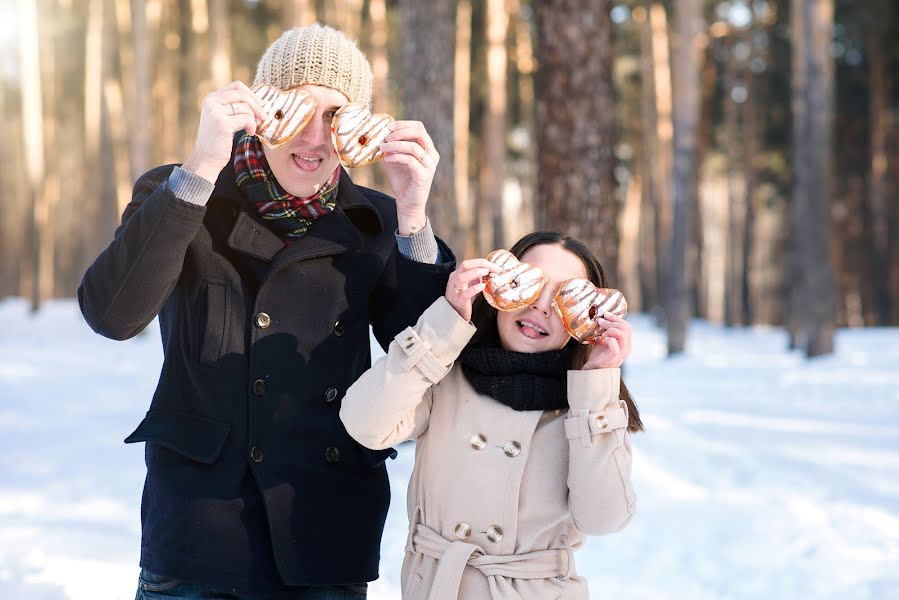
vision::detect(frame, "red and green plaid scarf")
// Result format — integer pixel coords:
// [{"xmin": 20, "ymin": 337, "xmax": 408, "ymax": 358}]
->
[{"xmin": 233, "ymin": 132, "xmax": 339, "ymax": 240}]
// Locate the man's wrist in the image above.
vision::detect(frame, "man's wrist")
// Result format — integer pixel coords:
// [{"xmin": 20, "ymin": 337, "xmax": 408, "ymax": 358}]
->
[
  {"xmin": 397, "ymin": 211, "xmax": 428, "ymax": 236},
  {"xmin": 182, "ymin": 154, "xmax": 223, "ymax": 185}
]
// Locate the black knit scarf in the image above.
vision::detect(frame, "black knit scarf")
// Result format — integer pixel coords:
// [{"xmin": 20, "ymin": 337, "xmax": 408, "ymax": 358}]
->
[{"xmin": 458, "ymin": 334, "xmax": 575, "ymax": 411}]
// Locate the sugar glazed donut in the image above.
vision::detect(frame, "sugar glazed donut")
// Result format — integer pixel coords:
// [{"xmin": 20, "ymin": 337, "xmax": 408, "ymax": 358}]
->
[
  {"xmin": 482, "ymin": 250, "xmax": 547, "ymax": 312},
  {"xmin": 252, "ymin": 84, "xmax": 317, "ymax": 148},
  {"xmin": 330, "ymin": 103, "xmax": 395, "ymax": 168},
  {"xmin": 552, "ymin": 278, "xmax": 628, "ymax": 343}
]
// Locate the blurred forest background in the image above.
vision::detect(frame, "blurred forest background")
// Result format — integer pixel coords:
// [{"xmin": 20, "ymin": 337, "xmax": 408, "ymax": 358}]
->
[{"xmin": 0, "ymin": 0, "xmax": 896, "ymax": 357}]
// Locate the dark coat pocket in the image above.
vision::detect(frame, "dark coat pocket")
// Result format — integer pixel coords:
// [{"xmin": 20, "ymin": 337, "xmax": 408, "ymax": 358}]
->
[
  {"xmin": 124, "ymin": 410, "xmax": 230, "ymax": 464},
  {"xmin": 360, "ymin": 446, "xmax": 398, "ymax": 468},
  {"xmin": 200, "ymin": 279, "xmax": 231, "ymax": 366}
]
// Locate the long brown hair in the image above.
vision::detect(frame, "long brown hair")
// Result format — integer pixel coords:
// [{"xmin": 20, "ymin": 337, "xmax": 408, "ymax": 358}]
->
[{"xmin": 469, "ymin": 231, "xmax": 643, "ymax": 433}]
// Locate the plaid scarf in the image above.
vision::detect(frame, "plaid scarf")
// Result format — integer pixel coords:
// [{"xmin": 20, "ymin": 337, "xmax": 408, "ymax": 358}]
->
[{"xmin": 233, "ymin": 132, "xmax": 339, "ymax": 239}]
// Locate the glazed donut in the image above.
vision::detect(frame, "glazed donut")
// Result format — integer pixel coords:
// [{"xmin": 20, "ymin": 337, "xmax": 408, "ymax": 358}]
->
[
  {"xmin": 482, "ymin": 250, "xmax": 547, "ymax": 312},
  {"xmin": 252, "ymin": 84, "xmax": 317, "ymax": 148},
  {"xmin": 330, "ymin": 103, "xmax": 395, "ymax": 168},
  {"xmin": 552, "ymin": 278, "xmax": 628, "ymax": 343}
]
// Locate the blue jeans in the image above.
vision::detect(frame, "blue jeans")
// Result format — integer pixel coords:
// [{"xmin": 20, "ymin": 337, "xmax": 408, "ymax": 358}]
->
[{"xmin": 135, "ymin": 570, "xmax": 367, "ymax": 600}]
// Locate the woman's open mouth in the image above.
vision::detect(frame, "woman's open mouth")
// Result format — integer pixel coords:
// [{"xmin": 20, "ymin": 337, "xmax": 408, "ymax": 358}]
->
[{"xmin": 517, "ymin": 319, "xmax": 549, "ymax": 339}]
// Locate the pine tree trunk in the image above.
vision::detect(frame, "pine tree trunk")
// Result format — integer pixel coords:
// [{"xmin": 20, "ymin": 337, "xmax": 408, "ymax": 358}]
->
[
  {"xmin": 478, "ymin": 0, "xmax": 507, "ymax": 251},
  {"xmin": 619, "ymin": 174, "xmax": 643, "ymax": 311},
  {"xmin": 667, "ymin": 0, "xmax": 703, "ymax": 354},
  {"xmin": 509, "ymin": 0, "xmax": 537, "ymax": 250},
  {"xmin": 535, "ymin": 0, "xmax": 617, "ymax": 280},
  {"xmin": 399, "ymin": 0, "xmax": 458, "ymax": 254},
  {"xmin": 790, "ymin": 0, "xmax": 834, "ymax": 356},
  {"xmin": 131, "ymin": 0, "xmax": 151, "ymax": 181},
  {"xmin": 741, "ymin": 48, "xmax": 760, "ymax": 326},
  {"xmin": 650, "ymin": 2, "xmax": 673, "ymax": 317},
  {"xmin": 209, "ymin": 0, "xmax": 231, "ymax": 88},
  {"xmin": 454, "ymin": 0, "xmax": 474, "ymax": 258},
  {"xmin": 18, "ymin": 0, "xmax": 48, "ymax": 310},
  {"xmin": 635, "ymin": 4, "xmax": 659, "ymax": 313},
  {"xmin": 724, "ymin": 36, "xmax": 746, "ymax": 327},
  {"xmin": 868, "ymin": 31, "xmax": 890, "ymax": 325}
]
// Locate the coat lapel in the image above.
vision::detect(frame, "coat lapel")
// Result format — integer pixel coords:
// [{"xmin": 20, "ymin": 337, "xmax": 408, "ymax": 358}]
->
[{"xmin": 215, "ymin": 163, "xmax": 385, "ymax": 267}]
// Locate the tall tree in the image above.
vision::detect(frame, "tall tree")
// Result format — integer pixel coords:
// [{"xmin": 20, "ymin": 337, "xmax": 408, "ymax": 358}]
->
[
  {"xmin": 131, "ymin": 0, "xmax": 151, "ymax": 181},
  {"xmin": 638, "ymin": 1, "xmax": 674, "ymax": 316},
  {"xmin": 478, "ymin": 0, "xmax": 508, "ymax": 251},
  {"xmin": 667, "ymin": 0, "xmax": 704, "ymax": 354},
  {"xmin": 18, "ymin": 0, "xmax": 48, "ymax": 310},
  {"xmin": 723, "ymin": 32, "xmax": 748, "ymax": 327},
  {"xmin": 867, "ymin": 11, "xmax": 890, "ymax": 324},
  {"xmin": 399, "ymin": 0, "xmax": 459, "ymax": 253},
  {"xmin": 454, "ymin": 0, "xmax": 475, "ymax": 258},
  {"xmin": 509, "ymin": 0, "xmax": 537, "ymax": 247},
  {"xmin": 535, "ymin": 0, "xmax": 618, "ymax": 279},
  {"xmin": 209, "ymin": 0, "xmax": 231, "ymax": 88},
  {"xmin": 789, "ymin": 0, "xmax": 835, "ymax": 356}
]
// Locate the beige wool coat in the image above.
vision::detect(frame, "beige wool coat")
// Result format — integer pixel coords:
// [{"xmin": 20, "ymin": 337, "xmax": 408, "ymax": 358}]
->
[{"xmin": 340, "ymin": 297, "xmax": 636, "ymax": 600}]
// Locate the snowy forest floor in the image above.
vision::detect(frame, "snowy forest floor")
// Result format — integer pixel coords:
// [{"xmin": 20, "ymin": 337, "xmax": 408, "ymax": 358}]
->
[{"xmin": 1, "ymin": 298, "xmax": 897, "ymax": 599}]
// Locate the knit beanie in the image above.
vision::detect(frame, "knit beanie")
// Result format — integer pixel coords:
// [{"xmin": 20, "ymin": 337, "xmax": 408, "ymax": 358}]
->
[{"xmin": 254, "ymin": 23, "xmax": 373, "ymax": 107}]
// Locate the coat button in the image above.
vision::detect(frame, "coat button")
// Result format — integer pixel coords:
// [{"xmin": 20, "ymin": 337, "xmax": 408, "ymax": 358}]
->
[
  {"xmin": 454, "ymin": 522, "xmax": 471, "ymax": 540},
  {"xmin": 333, "ymin": 320, "xmax": 345, "ymax": 336},
  {"xmin": 250, "ymin": 446, "xmax": 263, "ymax": 463},
  {"xmin": 594, "ymin": 415, "xmax": 609, "ymax": 430},
  {"xmin": 503, "ymin": 441, "xmax": 521, "ymax": 457},
  {"xmin": 324, "ymin": 386, "xmax": 338, "ymax": 403},
  {"xmin": 255, "ymin": 312, "xmax": 271, "ymax": 329},
  {"xmin": 325, "ymin": 446, "xmax": 340, "ymax": 463},
  {"xmin": 486, "ymin": 525, "xmax": 503, "ymax": 543},
  {"xmin": 470, "ymin": 433, "xmax": 487, "ymax": 450},
  {"xmin": 252, "ymin": 379, "xmax": 266, "ymax": 396}
]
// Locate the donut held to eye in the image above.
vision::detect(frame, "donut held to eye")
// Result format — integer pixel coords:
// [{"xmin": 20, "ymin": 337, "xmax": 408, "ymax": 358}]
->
[
  {"xmin": 552, "ymin": 278, "xmax": 628, "ymax": 343},
  {"xmin": 252, "ymin": 84, "xmax": 317, "ymax": 148},
  {"xmin": 330, "ymin": 103, "xmax": 395, "ymax": 168},
  {"xmin": 482, "ymin": 250, "xmax": 547, "ymax": 312}
]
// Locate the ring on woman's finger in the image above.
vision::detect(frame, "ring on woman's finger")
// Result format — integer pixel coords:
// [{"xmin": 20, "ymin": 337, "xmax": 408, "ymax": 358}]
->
[
  {"xmin": 453, "ymin": 286, "xmax": 465, "ymax": 294},
  {"xmin": 230, "ymin": 102, "xmax": 238, "ymax": 116}
]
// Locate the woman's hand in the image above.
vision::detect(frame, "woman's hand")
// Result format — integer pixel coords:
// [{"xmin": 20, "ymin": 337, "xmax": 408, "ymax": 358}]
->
[
  {"xmin": 581, "ymin": 313, "xmax": 633, "ymax": 369},
  {"xmin": 380, "ymin": 120, "xmax": 439, "ymax": 235},
  {"xmin": 444, "ymin": 259, "xmax": 501, "ymax": 322},
  {"xmin": 182, "ymin": 81, "xmax": 267, "ymax": 183}
]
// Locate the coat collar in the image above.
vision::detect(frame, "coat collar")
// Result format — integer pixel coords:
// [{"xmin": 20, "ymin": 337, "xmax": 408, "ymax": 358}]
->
[{"xmin": 214, "ymin": 161, "xmax": 384, "ymax": 265}]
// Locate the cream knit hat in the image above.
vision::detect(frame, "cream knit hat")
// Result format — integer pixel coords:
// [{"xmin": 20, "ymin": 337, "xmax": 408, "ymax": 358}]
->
[{"xmin": 254, "ymin": 23, "xmax": 373, "ymax": 107}]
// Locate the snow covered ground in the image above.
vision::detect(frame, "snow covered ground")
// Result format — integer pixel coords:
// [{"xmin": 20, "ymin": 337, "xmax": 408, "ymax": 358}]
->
[{"xmin": 1, "ymin": 297, "xmax": 897, "ymax": 599}]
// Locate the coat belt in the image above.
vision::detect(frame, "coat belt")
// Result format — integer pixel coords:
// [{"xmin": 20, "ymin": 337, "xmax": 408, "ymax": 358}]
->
[{"xmin": 410, "ymin": 524, "xmax": 574, "ymax": 600}]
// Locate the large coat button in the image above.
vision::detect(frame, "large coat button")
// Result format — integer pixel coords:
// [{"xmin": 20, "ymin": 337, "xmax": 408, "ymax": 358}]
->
[
  {"xmin": 325, "ymin": 447, "xmax": 340, "ymax": 463},
  {"xmin": 503, "ymin": 441, "xmax": 521, "ymax": 457},
  {"xmin": 454, "ymin": 522, "xmax": 471, "ymax": 540},
  {"xmin": 333, "ymin": 320, "xmax": 345, "ymax": 336},
  {"xmin": 250, "ymin": 447, "xmax": 263, "ymax": 463},
  {"xmin": 470, "ymin": 433, "xmax": 487, "ymax": 450},
  {"xmin": 253, "ymin": 379, "xmax": 266, "ymax": 396},
  {"xmin": 255, "ymin": 312, "xmax": 271, "ymax": 329},
  {"xmin": 324, "ymin": 386, "xmax": 338, "ymax": 403},
  {"xmin": 486, "ymin": 525, "xmax": 503, "ymax": 543}
]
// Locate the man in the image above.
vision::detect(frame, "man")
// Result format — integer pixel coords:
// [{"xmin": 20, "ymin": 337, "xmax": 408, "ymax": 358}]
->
[{"xmin": 79, "ymin": 23, "xmax": 453, "ymax": 599}]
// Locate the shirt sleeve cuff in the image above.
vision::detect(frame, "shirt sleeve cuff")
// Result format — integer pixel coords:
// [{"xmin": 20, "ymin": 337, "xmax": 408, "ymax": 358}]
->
[
  {"xmin": 169, "ymin": 166, "xmax": 216, "ymax": 206},
  {"xmin": 395, "ymin": 218, "xmax": 439, "ymax": 264}
]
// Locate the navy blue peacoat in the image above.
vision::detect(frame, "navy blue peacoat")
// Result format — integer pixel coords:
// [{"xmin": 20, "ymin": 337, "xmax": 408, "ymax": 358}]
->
[{"xmin": 78, "ymin": 161, "xmax": 454, "ymax": 594}]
